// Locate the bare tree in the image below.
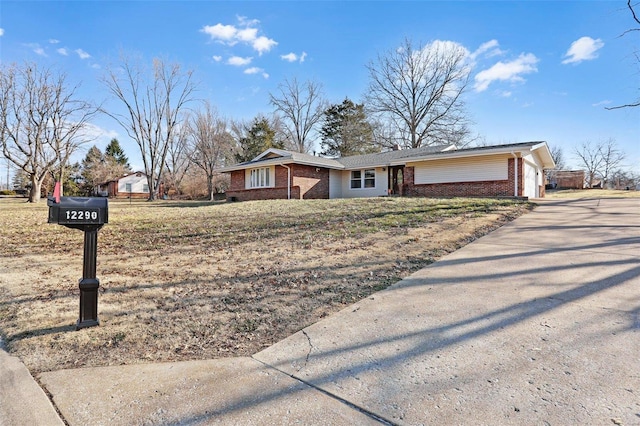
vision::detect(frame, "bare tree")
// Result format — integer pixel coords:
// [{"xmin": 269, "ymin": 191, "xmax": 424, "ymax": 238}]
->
[
  {"xmin": 550, "ymin": 145, "xmax": 566, "ymax": 170},
  {"xmin": 164, "ymin": 119, "xmax": 192, "ymax": 196},
  {"xmin": 365, "ymin": 38, "xmax": 471, "ymax": 149},
  {"xmin": 187, "ymin": 102, "xmax": 234, "ymax": 201},
  {"xmin": 102, "ymin": 55, "xmax": 196, "ymax": 200},
  {"xmin": 607, "ymin": 0, "xmax": 640, "ymax": 109},
  {"xmin": 574, "ymin": 139, "xmax": 626, "ymax": 188},
  {"xmin": 599, "ymin": 138, "xmax": 626, "ymax": 188},
  {"xmin": 574, "ymin": 141, "xmax": 604, "ymax": 188},
  {"xmin": 269, "ymin": 77, "xmax": 326, "ymax": 153},
  {"xmin": 0, "ymin": 62, "xmax": 97, "ymax": 202},
  {"xmin": 545, "ymin": 145, "xmax": 567, "ymax": 188}
]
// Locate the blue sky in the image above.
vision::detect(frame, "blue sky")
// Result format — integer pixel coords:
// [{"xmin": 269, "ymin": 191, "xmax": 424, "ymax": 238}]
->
[{"xmin": 1, "ymin": 1, "xmax": 639, "ymax": 179}]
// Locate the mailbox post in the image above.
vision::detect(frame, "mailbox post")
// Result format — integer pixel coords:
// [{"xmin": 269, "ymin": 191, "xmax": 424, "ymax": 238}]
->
[{"xmin": 47, "ymin": 184, "xmax": 108, "ymax": 330}]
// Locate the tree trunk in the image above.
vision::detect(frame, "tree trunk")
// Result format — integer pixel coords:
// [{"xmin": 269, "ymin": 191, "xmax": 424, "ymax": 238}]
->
[
  {"xmin": 147, "ymin": 175, "xmax": 156, "ymax": 201},
  {"xmin": 28, "ymin": 174, "xmax": 42, "ymax": 203},
  {"xmin": 207, "ymin": 176, "xmax": 214, "ymax": 202}
]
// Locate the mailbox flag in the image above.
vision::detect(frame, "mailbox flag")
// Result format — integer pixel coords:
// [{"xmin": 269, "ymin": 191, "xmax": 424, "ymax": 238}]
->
[{"xmin": 53, "ymin": 182, "xmax": 61, "ymax": 203}]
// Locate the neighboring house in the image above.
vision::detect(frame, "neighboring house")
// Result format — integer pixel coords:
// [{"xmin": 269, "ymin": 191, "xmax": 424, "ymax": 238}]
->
[
  {"xmin": 548, "ymin": 170, "xmax": 585, "ymax": 190},
  {"xmin": 96, "ymin": 172, "xmax": 151, "ymax": 199},
  {"xmin": 217, "ymin": 141, "xmax": 555, "ymax": 202}
]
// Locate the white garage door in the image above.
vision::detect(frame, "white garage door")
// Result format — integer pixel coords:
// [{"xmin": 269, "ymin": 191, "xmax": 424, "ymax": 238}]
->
[{"xmin": 524, "ymin": 162, "xmax": 537, "ymax": 198}]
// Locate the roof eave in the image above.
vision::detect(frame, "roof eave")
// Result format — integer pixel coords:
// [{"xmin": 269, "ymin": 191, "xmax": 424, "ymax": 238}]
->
[
  {"xmin": 530, "ymin": 142, "xmax": 556, "ymax": 169},
  {"xmin": 388, "ymin": 145, "xmax": 537, "ymax": 166},
  {"xmin": 216, "ymin": 157, "xmax": 344, "ymax": 173}
]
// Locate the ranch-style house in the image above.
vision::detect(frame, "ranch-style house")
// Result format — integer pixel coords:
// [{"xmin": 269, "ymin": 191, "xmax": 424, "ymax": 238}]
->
[
  {"xmin": 96, "ymin": 172, "xmax": 150, "ymax": 199},
  {"xmin": 217, "ymin": 141, "xmax": 555, "ymax": 202}
]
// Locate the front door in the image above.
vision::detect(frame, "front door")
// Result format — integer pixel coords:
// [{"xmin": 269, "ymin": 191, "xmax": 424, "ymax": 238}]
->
[{"xmin": 389, "ymin": 166, "xmax": 404, "ymax": 195}]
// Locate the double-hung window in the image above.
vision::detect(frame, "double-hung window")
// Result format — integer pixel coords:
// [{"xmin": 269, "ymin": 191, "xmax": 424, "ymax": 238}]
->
[
  {"xmin": 249, "ymin": 167, "xmax": 271, "ymax": 188},
  {"xmin": 350, "ymin": 169, "xmax": 376, "ymax": 189},
  {"xmin": 350, "ymin": 171, "xmax": 362, "ymax": 189},
  {"xmin": 364, "ymin": 169, "xmax": 375, "ymax": 188}
]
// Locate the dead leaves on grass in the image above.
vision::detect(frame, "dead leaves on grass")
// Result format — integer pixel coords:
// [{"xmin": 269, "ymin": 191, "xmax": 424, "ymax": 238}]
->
[{"xmin": 0, "ymin": 197, "xmax": 532, "ymax": 373}]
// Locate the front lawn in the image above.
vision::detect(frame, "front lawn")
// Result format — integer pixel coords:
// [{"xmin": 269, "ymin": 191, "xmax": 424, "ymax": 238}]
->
[{"xmin": 0, "ymin": 197, "xmax": 531, "ymax": 373}]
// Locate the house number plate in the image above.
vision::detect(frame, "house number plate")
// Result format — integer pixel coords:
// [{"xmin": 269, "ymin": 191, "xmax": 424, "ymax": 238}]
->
[{"xmin": 58, "ymin": 208, "xmax": 102, "ymax": 224}]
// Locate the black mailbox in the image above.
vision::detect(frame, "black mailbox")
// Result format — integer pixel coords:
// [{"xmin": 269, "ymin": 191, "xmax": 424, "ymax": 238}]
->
[
  {"xmin": 48, "ymin": 196, "xmax": 108, "ymax": 229},
  {"xmin": 47, "ymin": 189, "xmax": 108, "ymax": 330}
]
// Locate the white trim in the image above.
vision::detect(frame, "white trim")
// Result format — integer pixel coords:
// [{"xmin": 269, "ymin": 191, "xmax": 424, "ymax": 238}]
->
[
  {"xmin": 511, "ymin": 152, "xmax": 518, "ymax": 197},
  {"xmin": 245, "ymin": 166, "xmax": 275, "ymax": 189}
]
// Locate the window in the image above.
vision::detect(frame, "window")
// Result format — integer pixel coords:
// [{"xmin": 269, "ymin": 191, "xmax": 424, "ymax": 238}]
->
[
  {"xmin": 143, "ymin": 184, "xmax": 149, "ymax": 193},
  {"xmin": 350, "ymin": 169, "xmax": 375, "ymax": 189},
  {"xmin": 350, "ymin": 171, "xmax": 362, "ymax": 189},
  {"xmin": 364, "ymin": 169, "xmax": 376, "ymax": 188},
  {"xmin": 125, "ymin": 183, "xmax": 132, "ymax": 193},
  {"xmin": 249, "ymin": 167, "xmax": 271, "ymax": 188}
]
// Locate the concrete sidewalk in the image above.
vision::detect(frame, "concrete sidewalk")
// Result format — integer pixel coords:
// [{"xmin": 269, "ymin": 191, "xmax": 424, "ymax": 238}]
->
[{"xmin": 4, "ymin": 197, "xmax": 639, "ymax": 425}]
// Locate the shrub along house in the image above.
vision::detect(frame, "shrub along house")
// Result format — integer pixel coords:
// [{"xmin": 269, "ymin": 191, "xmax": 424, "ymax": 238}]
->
[{"xmin": 216, "ymin": 141, "xmax": 555, "ymax": 201}]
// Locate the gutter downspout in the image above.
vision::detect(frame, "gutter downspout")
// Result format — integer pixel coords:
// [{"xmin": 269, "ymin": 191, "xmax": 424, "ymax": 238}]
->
[
  {"xmin": 510, "ymin": 152, "xmax": 518, "ymax": 197},
  {"xmin": 281, "ymin": 164, "xmax": 291, "ymax": 200}
]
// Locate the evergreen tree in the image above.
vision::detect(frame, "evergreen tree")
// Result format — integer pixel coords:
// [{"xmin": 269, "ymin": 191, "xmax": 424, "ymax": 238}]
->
[
  {"xmin": 320, "ymin": 98, "xmax": 378, "ymax": 157},
  {"xmin": 105, "ymin": 138, "xmax": 130, "ymax": 167},
  {"xmin": 80, "ymin": 146, "xmax": 105, "ymax": 194},
  {"xmin": 235, "ymin": 117, "xmax": 285, "ymax": 163}
]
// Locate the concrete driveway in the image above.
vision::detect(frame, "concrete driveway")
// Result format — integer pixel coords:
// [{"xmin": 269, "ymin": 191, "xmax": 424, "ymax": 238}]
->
[{"xmin": 28, "ymin": 198, "xmax": 640, "ymax": 424}]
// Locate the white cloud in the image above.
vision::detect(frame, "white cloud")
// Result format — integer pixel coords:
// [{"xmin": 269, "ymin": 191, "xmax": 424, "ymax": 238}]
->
[
  {"xmin": 80, "ymin": 123, "xmax": 119, "ymax": 143},
  {"xmin": 244, "ymin": 67, "xmax": 269, "ymax": 79},
  {"xmin": 469, "ymin": 39, "xmax": 504, "ymax": 61},
  {"xmin": 281, "ymin": 52, "xmax": 298, "ymax": 62},
  {"xmin": 57, "ymin": 47, "xmax": 69, "ymax": 56},
  {"xmin": 252, "ymin": 35, "xmax": 277, "ymax": 55},
  {"xmin": 0, "ymin": 28, "xmax": 4, "ymax": 36},
  {"xmin": 201, "ymin": 17, "xmax": 277, "ymax": 55},
  {"xmin": 281, "ymin": 51, "xmax": 307, "ymax": 63},
  {"xmin": 562, "ymin": 36, "xmax": 604, "ymax": 64},
  {"xmin": 427, "ymin": 40, "xmax": 471, "ymax": 59},
  {"xmin": 75, "ymin": 49, "xmax": 91, "ymax": 59},
  {"xmin": 237, "ymin": 16, "xmax": 259, "ymax": 27},
  {"xmin": 228, "ymin": 56, "xmax": 252, "ymax": 66},
  {"xmin": 212, "ymin": 55, "xmax": 222, "ymax": 62},
  {"xmin": 592, "ymin": 100, "xmax": 612, "ymax": 107},
  {"xmin": 474, "ymin": 53, "xmax": 539, "ymax": 92},
  {"xmin": 237, "ymin": 27, "xmax": 258, "ymax": 42},
  {"xmin": 25, "ymin": 43, "xmax": 47, "ymax": 56},
  {"xmin": 49, "ymin": 39, "xmax": 60, "ymax": 44},
  {"xmin": 498, "ymin": 90, "xmax": 512, "ymax": 98},
  {"xmin": 201, "ymin": 23, "xmax": 238, "ymax": 42}
]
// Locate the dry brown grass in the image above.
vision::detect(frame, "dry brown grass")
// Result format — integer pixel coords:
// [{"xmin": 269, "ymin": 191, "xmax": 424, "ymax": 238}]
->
[
  {"xmin": 0, "ymin": 196, "xmax": 532, "ymax": 374},
  {"xmin": 546, "ymin": 188, "xmax": 640, "ymax": 199}
]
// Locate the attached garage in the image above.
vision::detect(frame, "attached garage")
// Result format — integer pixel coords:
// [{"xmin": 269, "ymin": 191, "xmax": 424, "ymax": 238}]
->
[
  {"xmin": 523, "ymin": 161, "xmax": 538, "ymax": 198},
  {"xmin": 413, "ymin": 156, "xmax": 508, "ymax": 184}
]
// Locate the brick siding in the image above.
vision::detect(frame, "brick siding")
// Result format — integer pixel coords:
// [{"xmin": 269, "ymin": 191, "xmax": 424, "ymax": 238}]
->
[
  {"xmin": 291, "ymin": 164, "xmax": 329, "ymax": 199},
  {"xmin": 403, "ymin": 158, "xmax": 526, "ymax": 198},
  {"xmin": 228, "ymin": 157, "xmax": 537, "ymax": 201},
  {"xmin": 226, "ymin": 164, "xmax": 329, "ymax": 201}
]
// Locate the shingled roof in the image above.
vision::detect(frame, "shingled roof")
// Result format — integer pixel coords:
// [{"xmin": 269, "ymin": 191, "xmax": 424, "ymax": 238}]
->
[{"xmin": 216, "ymin": 141, "xmax": 554, "ymax": 172}]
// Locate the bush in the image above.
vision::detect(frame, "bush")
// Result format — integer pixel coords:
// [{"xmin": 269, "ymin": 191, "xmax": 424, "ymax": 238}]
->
[{"xmin": 0, "ymin": 190, "xmax": 16, "ymax": 196}]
